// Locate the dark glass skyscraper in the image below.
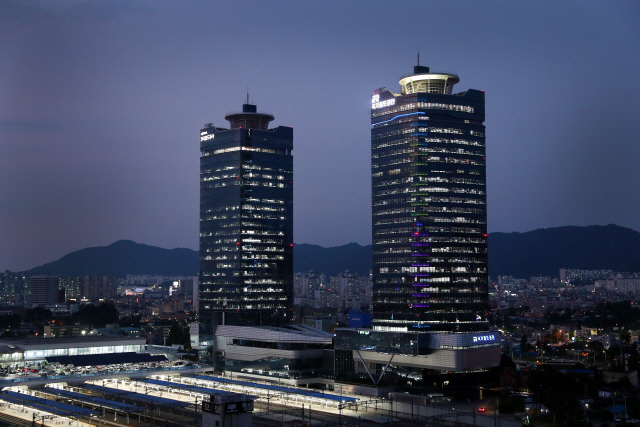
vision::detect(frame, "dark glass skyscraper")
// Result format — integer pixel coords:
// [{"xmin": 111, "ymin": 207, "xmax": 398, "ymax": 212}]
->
[
  {"xmin": 199, "ymin": 103, "xmax": 293, "ymax": 328},
  {"xmin": 371, "ymin": 65, "xmax": 488, "ymax": 333}
]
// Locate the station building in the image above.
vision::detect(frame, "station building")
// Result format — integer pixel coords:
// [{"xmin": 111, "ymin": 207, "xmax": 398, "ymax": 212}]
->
[
  {"xmin": 212, "ymin": 324, "xmax": 332, "ymax": 385},
  {"xmin": 331, "ymin": 329, "xmax": 500, "ymax": 389},
  {"xmin": 0, "ymin": 336, "xmax": 147, "ymax": 366}
]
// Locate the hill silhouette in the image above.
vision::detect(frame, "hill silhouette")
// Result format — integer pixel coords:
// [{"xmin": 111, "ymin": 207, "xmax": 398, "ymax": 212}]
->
[
  {"xmin": 24, "ymin": 225, "xmax": 640, "ymax": 279},
  {"xmin": 487, "ymin": 224, "xmax": 640, "ymax": 278},
  {"xmin": 28, "ymin": 240, "xmax": 198, "ymax": 277},
  {"xmin": 26, "ymin": 240, "xmax": 373, "ymax": 278}
]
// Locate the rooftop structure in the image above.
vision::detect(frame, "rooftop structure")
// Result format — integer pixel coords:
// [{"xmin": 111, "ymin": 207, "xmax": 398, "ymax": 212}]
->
[
  {"xmin": 398, "ymin": 65, "xmax": 460, "ymax": 94},
  {"xmin": 225, "ymin": 103, "xmax": 275, "ymax": 130}
]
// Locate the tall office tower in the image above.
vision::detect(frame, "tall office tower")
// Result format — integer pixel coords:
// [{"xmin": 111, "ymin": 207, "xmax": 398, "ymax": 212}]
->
[
  {"xmin": 199, "ymin": 103, "xmax": 293, "ymax": 329},
  {"xmin": 371, "ymin": 65, "xmax": 488, "ymax": 333}
]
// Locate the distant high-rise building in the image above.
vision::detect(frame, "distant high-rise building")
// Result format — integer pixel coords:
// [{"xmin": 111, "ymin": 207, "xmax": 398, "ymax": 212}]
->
[
  {"xmin": 29, "ymin": 275, "xmax": 63, "ymax": 307},
  {"xmin": 0, "ymin": 271, "xmax": 22, "ymax": 305},
  {"xmin": 59, "ymin": 276, "xmax": 82, "ymax": 300},
  {"xmin": 559, "ymin": 268, "xmax": 567, "ymax": 282},
  {"xmin": 192, "ymin": 275, "xmax": 199, "ymax": 314},
  {"xmin": 81, "ymin": 275, "xmax": 117, "ymax": 300},
  {"xmin": 330, "ymin": 271, "xmax": 358, "ymax": 300},
  {"xmin": 371, "ymin": 64, "xmax": 488, "ymax": 332},
  {"xmin": 199, "ymin": 103, "xmax": 293, "ymax": 329},
  {"xmin": 294, "ymin": 271, "xmax": 321, "ymax": 298}
]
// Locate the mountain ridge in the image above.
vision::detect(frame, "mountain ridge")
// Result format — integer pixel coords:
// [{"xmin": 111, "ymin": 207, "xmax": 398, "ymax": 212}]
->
[
  {"xmin": 28, "ymin": 240, "xmax": 199, "ymax": 277},
  {"xmin": 23, "ymin": 224, "xmax": 640, "ymax": 279},
  {"xmin": 487, "ymin": 223, "xmax": 640, "ymax": 278}
]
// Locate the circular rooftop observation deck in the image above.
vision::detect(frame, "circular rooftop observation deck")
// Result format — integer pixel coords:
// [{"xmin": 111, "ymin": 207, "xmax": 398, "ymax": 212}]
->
[
  {"xmin": 225, "ymin": 104, "xmax": 274, "ymax": 130},
  {"xmin": 399, "ymin": 65, "xmax": 460, "ymax": 95}
]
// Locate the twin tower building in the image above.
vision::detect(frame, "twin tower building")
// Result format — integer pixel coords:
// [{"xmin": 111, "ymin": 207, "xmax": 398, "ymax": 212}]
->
[{"xmin": 199, "ymin": 65, "xmax": 499, "ymax": 375}]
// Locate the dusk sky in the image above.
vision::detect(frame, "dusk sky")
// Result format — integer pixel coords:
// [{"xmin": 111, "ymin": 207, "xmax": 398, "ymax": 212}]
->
[{"xmin": 1, "ymin": 1, "xmax": 639, "ymax": 271}]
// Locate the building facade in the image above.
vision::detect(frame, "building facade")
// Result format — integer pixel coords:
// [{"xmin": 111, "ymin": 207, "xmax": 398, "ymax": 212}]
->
[
  {"xmin": 0, "ymin": 271, "xmax": 27, "ymax": 306},
  {"xmin": 29, "ymin": 276, "xmax": 63, "ymax": 308},
  {"xmin": 199, "ymin": 103, "xmax": 293, "ymax": 330},
  {"xmin": 214, "ymin": 324, "xmax": 332, "ymax": 384},
  {"xmin": 334, "ymin": 328, "xmax": 500, "ymax": 381},
  {"xmin": 371, "ymin": 65, "xmax": 488, "ymax": 333},
  {"xmin": 0, "ymin": 336, "xmax": 146, "ymax": 366}
]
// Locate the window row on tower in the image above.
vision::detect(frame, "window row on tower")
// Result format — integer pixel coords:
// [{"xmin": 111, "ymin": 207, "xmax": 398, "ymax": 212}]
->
[{"xmin": 371, "ymin": 101, "xmax": 475, "ymax": 119}]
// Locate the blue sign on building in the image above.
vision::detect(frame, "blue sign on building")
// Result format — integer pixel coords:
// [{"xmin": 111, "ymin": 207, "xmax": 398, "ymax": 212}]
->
[{"xmin": 349, "ymin": 310, "xmax": 372, "ymax": 328}]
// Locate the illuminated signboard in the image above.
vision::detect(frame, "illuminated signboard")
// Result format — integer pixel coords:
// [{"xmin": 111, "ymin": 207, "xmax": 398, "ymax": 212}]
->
[
  {"xmin": 371, "ymin": 94, "xmax": 396, "ymax": 110},
  {"xmin": 201, "ymin": 134, "xmax": 215, "ymax": 142},
  {"xmin": 472, "ymin": 334, "xmax": 495, "ymax": 343}
]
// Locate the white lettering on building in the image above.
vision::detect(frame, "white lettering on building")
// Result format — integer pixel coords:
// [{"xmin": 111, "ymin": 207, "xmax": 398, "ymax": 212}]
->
[
  {"xmin": 472, "ymin": 334, "xmax": 495, "ymax": 343},
  {"xmin": 201, "ymin": 134, "xmax": 215, "ymax": 142},
  {"xmin": 371, "ymin": 94, "xmax": 396, "ymax": 110}
]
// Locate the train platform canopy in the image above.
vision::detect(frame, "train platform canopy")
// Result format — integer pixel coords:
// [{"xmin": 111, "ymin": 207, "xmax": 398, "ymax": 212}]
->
[
  {"xmin": 44, "ymin": 387, "xmax": 145, "ymax": 412},
  {"xmin": 0, "ymin": 394, "xmax": 84, "ymax": 418},
  {"xmin": 139, "ymin": 379, "xmax": 254, "ymax": 398},
  {"xmin": 192, "ymin": 375, "xmax": 358, "ymax": 403},
  {"xmin": 0, "ymin": 390, "xmax": 98, "ymax": 417},
  {"xmin": 45, "ymin": 352, "xmax": 166, "ymax": 367},
  {"xmin": 83, "ymin": 384, "xmax": 190, "ymax": 407}
]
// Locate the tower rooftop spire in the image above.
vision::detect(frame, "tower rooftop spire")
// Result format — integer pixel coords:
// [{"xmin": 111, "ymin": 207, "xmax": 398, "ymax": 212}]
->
[
  {"xmin": 225, "ymin": 103, "xmax": 274, "ymax": 130},
  {"xmin": 399, "ymin": 65, "xmax": 460, "ymax": 95}
]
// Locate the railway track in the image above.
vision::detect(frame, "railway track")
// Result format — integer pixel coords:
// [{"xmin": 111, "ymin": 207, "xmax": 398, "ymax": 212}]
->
[
  {"xmin": 0, "ymin": 411, "xmax": 33, "ymax": 427},
  {"xmin": 253, "ymin": 401, "xmax": 392, "ymax": 427}
]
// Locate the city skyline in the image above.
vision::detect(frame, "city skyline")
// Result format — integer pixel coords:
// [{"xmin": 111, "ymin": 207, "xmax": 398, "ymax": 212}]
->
[{"xmin": 2, "ymin": 1, "xmax": 639, "ymax": 271}]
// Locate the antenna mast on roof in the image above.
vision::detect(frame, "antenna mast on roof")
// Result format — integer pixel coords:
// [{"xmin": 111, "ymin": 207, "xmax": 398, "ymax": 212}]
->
[{"xmin": 417, "ymin": 47, "xmax": 420, "ymax": 66}]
